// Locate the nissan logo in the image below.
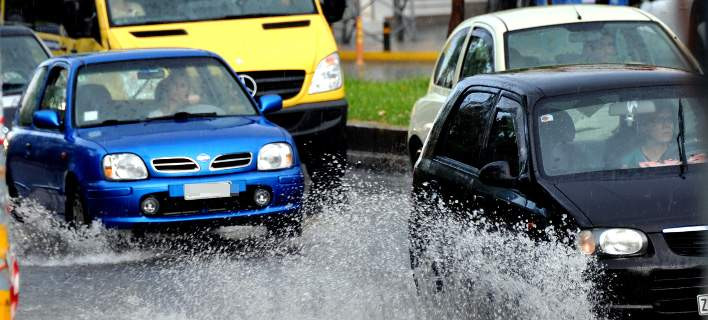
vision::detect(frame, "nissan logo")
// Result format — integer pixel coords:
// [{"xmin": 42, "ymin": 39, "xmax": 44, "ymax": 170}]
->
[
  {"xmin": 239, "ymin": 74, "xmax": 258, "ymax": 97},
  {"xmin": 196, "ymin": 153, "xmax": 211, "ymax": 162}
]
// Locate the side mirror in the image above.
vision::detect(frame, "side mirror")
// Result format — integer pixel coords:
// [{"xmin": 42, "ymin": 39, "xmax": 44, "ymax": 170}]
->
[
  {"xmin": 321, "ymin": 0, "xmax": 346, "ymax": 23},
  {"xmin": 479, "ymin": 161, "xmax": 516, "ymax": 187},
  {"xmin": 258, "ymin": 95, "xmax": 283, "ymax": 114},
  {"xmin": 33, "ymin": 110, "xmax": 62, "ymax": 129}
]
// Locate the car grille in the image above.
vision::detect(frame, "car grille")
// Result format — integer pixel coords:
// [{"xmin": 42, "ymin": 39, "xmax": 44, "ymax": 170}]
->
[
  {"xmin": 149, "ymin": 192, "xmax": 240, "ymax": 216},
  {"xmin": 664, "ymin": 231, "xmax": 708, "ymax": 257},
  {"xmin": 151, "ymin": 157, "xmax": 199, "ymax": 173},
  {"xmin": 239, "ymin": 70, "xmax": 305, "ymax": 100},
  {"xmin": 210, "ymin": 153, "xmax": 252, "ymax": 170},
  {"xmin": 650, "ymin": 268, "xmax": 707, "ymax": 318}
]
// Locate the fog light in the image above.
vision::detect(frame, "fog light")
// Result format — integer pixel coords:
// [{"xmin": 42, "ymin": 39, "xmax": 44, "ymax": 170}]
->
[
  {"xmin": 141, "ymin": 196, "xmax": 160, "ymax": 215},
  {"xmin": 253, "ymin": 188, "xmax": 271, "ymax": 207}
]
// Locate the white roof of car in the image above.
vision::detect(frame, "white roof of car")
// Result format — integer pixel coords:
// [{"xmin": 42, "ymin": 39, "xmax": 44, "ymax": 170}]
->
[{"xmin": 463, "ymin": 5, "xmax": 653, "ymax": 32}]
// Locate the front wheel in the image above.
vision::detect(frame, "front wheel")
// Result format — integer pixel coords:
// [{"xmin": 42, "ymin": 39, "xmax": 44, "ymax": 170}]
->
[{"xmin": 65, "ymin": 184, "xmax": 90, "ymax": 227}]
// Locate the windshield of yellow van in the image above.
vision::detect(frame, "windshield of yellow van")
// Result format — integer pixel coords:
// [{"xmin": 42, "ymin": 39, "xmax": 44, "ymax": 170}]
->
[
  {"xmin": 107, "ymin": 0, "xmax": 317, "ymax": 26},
  {"xmin": 535, "ymin": 86, "xmax": 707, "ymax": 177},
  {"xmin": 74, "ymin": 57, "xmax": 257, "ymax": 128},
  {"xmin": 506, "ymin": 22, "xmax": 694, "ymax": 72}
]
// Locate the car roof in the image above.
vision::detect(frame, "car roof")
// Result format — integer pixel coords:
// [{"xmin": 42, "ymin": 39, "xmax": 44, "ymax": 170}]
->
[
  {"xmin": 45, "ymin": 48, "xmax": 218, "ymax": 66},
  {"xmin": 0, "ymin": 24, "xmax": 39, "ymax": 37},
  {"xmin": 460, "ymin": 65, "xmax": 702, "ymax": 102},
  {"xmin": 457, "ymin": 4, "xmax": 652, "ymax": 32}
]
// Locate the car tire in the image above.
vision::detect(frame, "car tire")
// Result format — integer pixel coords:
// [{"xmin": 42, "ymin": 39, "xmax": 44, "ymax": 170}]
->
[
  {"xmin": 65, "ymin": 183, "xmax": 90, "ymax": 227},
  {"xmin": 265, "ymin": 213, "xmax": 303, "ymax": 238}
]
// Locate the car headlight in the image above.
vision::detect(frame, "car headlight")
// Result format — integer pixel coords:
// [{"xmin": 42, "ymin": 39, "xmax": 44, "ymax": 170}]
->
[
  {"xmin": 103, "ymin": 153, "xmax": 148, "ymax": 180},
  {"xmin": 308, "ymin": 52, "xmax": 343, "ymax": 94},
  {"xmin": 577, "ymin": 228, "xmax": 648, "ymax": 256},
  {"xmin": 258, "ymin": 143, "xmax": 293, "ymax": 171}
]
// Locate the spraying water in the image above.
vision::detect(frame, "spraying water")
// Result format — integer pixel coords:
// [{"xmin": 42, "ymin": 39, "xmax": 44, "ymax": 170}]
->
[{"xmin": 11, "ymin": 171, "xmax": 603, "ymax": 320}]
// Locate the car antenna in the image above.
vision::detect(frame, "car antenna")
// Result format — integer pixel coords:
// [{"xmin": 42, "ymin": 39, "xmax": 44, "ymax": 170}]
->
[
  {"xmin": 573, "ymin": 6, "xmax": 583, "ymax": 20},
  {"xmin": 677, "ymin": 98, "xmax": 688, "ymax": 179}
]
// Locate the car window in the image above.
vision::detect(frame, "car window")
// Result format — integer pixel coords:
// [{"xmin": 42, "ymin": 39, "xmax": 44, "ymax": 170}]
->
[
  {"xmin": 0, "ymin": 35, "xmax": 50, "ymax": 95},
  {"xmin": 506, "ymin": 22, "xmax": 693, "ymax": 72},
  {"xmin": 460, "ymin": 28, "xmax": 494, "ymax": 79},
  {"xmin": 480, "ymin": 97, "xmax": 520, "ymax": 176},
  {"xmin": 74, "ymin": 57, "xmax": 257, "ymax": 128},
  {"xmin": 18, "ymin": 67, "xmax": 49, "ymax": 127},
  {"xmin": 434, "ymin": 27, "xmax": 470, "ymax": 89},
  {"xmin": 536, "ymin": 86, "xmax": 707, "ymax": 177},
  {"xmin": 39, "ymin": 67, "xmax": 69, "ymax": 127},
  {"xmin": 436, "ymin": 91, "xmax": 496, "ymax": 168}
]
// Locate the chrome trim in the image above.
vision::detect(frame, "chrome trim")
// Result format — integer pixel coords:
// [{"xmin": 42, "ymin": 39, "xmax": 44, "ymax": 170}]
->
[
  {"xmin": 663, "ymin": 226, "xmax": 708, "ymax": 233},
  {"xmin": 151, "ymin": 157, "xmax": 200, "ymax": 173},
  {"xmin": 209, "ymin": 152, "xmax": 253, "ymax": 171}
]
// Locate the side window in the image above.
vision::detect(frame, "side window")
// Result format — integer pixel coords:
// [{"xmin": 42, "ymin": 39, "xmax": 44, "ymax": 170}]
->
[
  {"xmin": 461, "ymin": 28, "xmax": 494, "ymax": 78},
  {"xmin": 433, "ymin": 27, "xmax": 470, "ymax": 89},
  {"xmin": 436, "ymin": 91, "xmax": 496, "ymax": 168},
  {"xmin": 18, "ymin": 67, "xmax": 49, "ymax": 127},
  {"xmin": 39, "ymin": 67, "xmax": 69, "ymax": 127},
  {"xmin": 480, "ymin": 97, "xmax": 522, "ymax": 176}
]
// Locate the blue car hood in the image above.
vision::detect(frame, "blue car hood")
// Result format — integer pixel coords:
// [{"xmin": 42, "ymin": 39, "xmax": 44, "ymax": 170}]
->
[{"xmin": 77, "ymin": 116, "xmax": 286, "ymax": 161}]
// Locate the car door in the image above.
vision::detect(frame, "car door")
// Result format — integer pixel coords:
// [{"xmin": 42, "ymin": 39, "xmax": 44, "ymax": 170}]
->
[
  {"xmin": 410, "ymin": 27, "xmax": 470, "ymax": 146},
  {"xmin": 475, "ymin": 94, "xmax": 547, "ymax": 231},
  {"xmin": 419, "ymin": 88, "xmax": 499, "ymax": 216},
  {"xmin": 6, "ymin": 66, "xmax": 48, "ymax": 197},
  {"xmin": 459, "ymin": 27, "xmax": 495, "ymax": 81},
  {"xmin": 24, "ymin": 65, "xmax": 70, "ymax": 212}
]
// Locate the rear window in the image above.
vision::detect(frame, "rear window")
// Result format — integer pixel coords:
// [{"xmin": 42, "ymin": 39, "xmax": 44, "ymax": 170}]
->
[{"xmin": 506, "ymin": 22, "xmax": 693, "ymax": 72}]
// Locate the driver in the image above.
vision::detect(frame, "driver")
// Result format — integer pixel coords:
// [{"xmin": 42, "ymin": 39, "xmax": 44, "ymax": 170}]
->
[
  {"xmin": 149, "ymin": 73, "xmax": 200, "ymax": 117},
  {"xmin": 620, "ymin": 102, "xmax": 680, "ymax": 168}
]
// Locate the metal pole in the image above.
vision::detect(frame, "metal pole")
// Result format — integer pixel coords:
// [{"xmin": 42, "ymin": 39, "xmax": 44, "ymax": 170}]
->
[{"xmin": 356, "ymin": 15, "xmax": 365, "ymax": 65}]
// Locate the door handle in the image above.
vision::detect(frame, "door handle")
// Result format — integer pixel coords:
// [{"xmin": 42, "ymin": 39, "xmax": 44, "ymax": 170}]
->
[{"xmin": 25, "ymin": 142, "xmax": 31, "ymax": 149}]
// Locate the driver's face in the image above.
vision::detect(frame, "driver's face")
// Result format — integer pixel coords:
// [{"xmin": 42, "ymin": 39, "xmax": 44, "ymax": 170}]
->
[{"xmin": 168, "ymin": 79, "xmax": 189, "ymax": 103}]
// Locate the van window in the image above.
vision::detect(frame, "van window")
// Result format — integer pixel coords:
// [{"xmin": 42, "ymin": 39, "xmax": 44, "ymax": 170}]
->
[
  {"xmin": 18, "ymin": 67, "xmax": 48, "ymax": 127},
  {"xmin": 106, "ymin": 0, "xmax": 318, "ymax": 26},
  {"xmin": 434, "ymin": 28, "xmax": 469, "ymax": 89},
  {"xmin": 436, "ymin": 91, "xmax": 495, "ymax": 168}
]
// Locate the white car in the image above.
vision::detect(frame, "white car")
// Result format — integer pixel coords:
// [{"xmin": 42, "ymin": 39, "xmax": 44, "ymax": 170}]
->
[{"xmin": 407, "ymin": 4, "xmax": 703, "ymax": 165}]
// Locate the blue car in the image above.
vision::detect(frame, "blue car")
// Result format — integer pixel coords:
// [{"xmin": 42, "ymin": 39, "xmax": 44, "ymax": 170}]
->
[{"xmin": 4, "ymin": 49, "xmax": 305, "ymax": 233}]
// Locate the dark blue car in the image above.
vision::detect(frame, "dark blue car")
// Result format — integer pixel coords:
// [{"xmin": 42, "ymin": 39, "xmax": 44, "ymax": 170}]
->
[{"xmin": 5, "ymin": 49, "xmax": 305, "ymax": 234}]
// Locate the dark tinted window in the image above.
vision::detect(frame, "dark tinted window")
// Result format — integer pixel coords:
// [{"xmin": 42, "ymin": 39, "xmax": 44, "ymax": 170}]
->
[
  {"xmin": 18, "ymin": 67, "xmax": 48, "ymax": 127},
  {"xmin": 481, "ymin": 104, "xmax": 520, "ymax": 176},
  {"xmin": 461, "ymin": 28, "xmax": 494, "ymax": 78},
  {"xmin": 434, "ymin": 28, "xmax": 469, "ymax": 88},
  {"xmin": 437, "ymin": 91, "xmax": 496, "ymax": 167}
]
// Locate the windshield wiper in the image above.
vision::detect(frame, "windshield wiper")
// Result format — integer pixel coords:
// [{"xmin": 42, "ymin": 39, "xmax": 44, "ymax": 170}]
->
[
  {"xmin": 81, "ymin": 119, "xmax": 142, "ymax": 128},
  {"xmin": 146, "ymin": 112, "xmax": 218, "ymax": 122},
  {"xmin": 677, "ymin": 98, "xmax": 688, "ymax": 178}
]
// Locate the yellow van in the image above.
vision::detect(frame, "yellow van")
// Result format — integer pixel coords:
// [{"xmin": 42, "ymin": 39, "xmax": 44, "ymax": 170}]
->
[{"xmin": 2, "ymin": 0, "xmax": 348, "ymax": 186}]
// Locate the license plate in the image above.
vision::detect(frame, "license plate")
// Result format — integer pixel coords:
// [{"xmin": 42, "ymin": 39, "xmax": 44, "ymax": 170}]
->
[
  {"xmin": 184, "ymin": 182, "xmax": 231, "ymax": 200},
  {"xmin": 698, "ymin": 294, "xmax": 708, "ymax": 316}
]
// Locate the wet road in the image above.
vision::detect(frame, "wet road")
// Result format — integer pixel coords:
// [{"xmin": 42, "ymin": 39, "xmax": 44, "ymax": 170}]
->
[{"xmin": 12, "ymin": 169, "xmax": 597, "ymax": 320}]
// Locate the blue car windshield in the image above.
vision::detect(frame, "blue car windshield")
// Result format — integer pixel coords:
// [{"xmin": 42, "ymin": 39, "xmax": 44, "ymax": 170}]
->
[
  {"xmin": 106, "ymin": 0, "xmax": 317, "ymax": 26},
  {"xmin": 535, "ymin": 85, "xmax": 707, "ymax": 178},
  {"xmin": 74, "ymin": 57, "xmax": 257, "ymax": 128}
]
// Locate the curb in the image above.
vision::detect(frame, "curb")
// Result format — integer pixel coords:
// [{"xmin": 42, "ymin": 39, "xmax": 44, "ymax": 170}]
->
[
  {"xmin": 339, "ymin": 51, "xmax": 438, "ymax": 62},
  {"xmin": 346, "ymin": 122, "xmax": 410, "ymax": 172}
]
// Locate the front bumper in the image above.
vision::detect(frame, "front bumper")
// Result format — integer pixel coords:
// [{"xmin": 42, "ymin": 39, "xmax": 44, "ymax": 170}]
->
[
  {"xmin": 600, "ymin": 232, "xmax": 707, "ymax": 319},
  {"xmin": 84, "ymin": 167, "xmax": 304, "ymax": 229},
  {"xmin": 265, "ymin": 98, "xmax": 348, "ymax": 138}
]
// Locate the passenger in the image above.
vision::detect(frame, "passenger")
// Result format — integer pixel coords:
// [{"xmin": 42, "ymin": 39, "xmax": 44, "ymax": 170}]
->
[
  {"xmin": 110, "ymin": 0, "xmax": 145, "ymax": 19},
  {"xmin": 149, "ymin": 73, "xmax": 199, "ymax": 117},
  {"xmin": 620, "ymin": 102, "xmax": 680, "ymax": 168},
  {"xmin": 582, "ymin": 32, "xmax": 620, "ymax": 64}
]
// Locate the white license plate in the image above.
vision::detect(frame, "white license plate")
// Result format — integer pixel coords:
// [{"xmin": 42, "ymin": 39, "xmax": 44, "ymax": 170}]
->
[
  {"xmin": 698, "ymin": 294, "xmax": 708, "ymax": 316},
  {"xmin": 184, "ymin": 182, "xmax": 231, "ymax": 200}
]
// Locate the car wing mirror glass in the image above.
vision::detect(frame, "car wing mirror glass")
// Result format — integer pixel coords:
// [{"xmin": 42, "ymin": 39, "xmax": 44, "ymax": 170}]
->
[
  {"xmin": 258, "ymin": 94, "xmax": 283, "ymax": 114},
  {"xmin": 479, "ymin": 161, "xmax": 516, "ymax": 187},
  {"xmin": 33, "ymin": 110, "xmax": 62, "ymax": 129}
]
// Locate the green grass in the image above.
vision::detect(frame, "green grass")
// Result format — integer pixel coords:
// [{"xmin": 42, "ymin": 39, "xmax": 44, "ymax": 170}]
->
[{"xmin": 345, "ymin": 76, "xmax": 429, "ymax": 127}]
